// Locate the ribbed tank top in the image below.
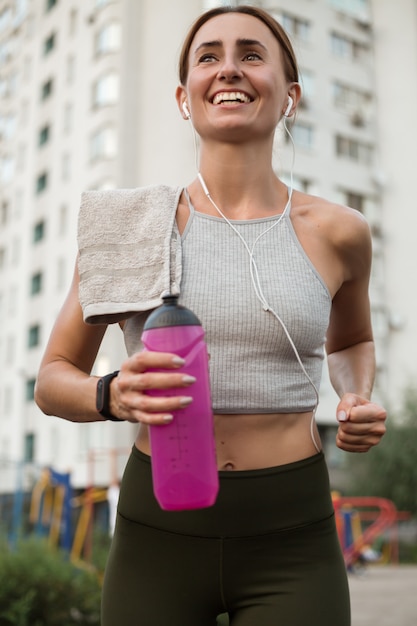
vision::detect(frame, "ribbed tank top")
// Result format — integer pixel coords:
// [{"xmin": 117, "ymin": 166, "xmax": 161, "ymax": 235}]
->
[{"xmin": 123, "ymin": 193, "xmax": 332, "ymax": 414}]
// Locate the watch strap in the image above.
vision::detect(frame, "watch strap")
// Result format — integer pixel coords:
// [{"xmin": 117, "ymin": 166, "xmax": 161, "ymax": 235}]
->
[{"xmin": 96, "ymin": 370, "xmax": 123, "ymax": 421}]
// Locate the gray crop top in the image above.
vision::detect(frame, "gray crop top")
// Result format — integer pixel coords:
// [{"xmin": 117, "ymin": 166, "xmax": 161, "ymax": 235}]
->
[{"xmin": 123, "ymin": 195, "xmax": 332, "ymax": 414}]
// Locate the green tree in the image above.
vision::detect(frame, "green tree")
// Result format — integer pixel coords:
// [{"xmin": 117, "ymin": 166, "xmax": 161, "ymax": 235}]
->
[{"xmin": 347, "ymin": 386, "xmax": 417, "ymax": 515}]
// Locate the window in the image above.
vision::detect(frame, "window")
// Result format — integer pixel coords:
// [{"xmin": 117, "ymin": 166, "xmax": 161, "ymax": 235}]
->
[
  {"xmin": 0, "ymin": 37, "xmax": 17, "ymax": 64},
  {"xmin": 40, "ymin": 78, "xmax": 53, "ymax": 100},
  {"xmin": 0, "ymin": 155, "xmax": 15, "ymax": 183},
  {"xmin": 69, "ymin": 9, "xmax": 77, "ymax": 35},
  {"xmin": 0, "ymin": 71, "xmax": 18, "ymax": 98},
  {"xmin": 8, "ymin": 285, "xmax": 17, "ymax": 316},
  {"xmin": 30, "ymin": 272, "xmax": 42, "ymax": 295},
  {"xmin": 15, "ymin": 0, "xmax": 29, "ymax": 26},
  {"xmin": 58, "ymin": 204, "xmax": 68, "ymax": 235},
  {"xmin": 290, "ymin": 122, "xmax": 314, "ymax": 150},
  {"xmin": 332, "ymin": 81, "xmax": 371, "ymax": 111},
  {"xmin": 5, "ymin": 334, "xmax": 14, "ymax": 362},
  {"xmin": 33, "ymin": 220, "xmax": 45, "ymax": 242},
  {"xmin": 291, "ymin": 175, "xmax": 315, "ymax": 193},
  {"xmin": 56, "ymin": 257, "xmax": 66, "ymax": 290},
  {"xmin": 345, "ymin": 191, "xmax": 364, "ymax": 212},
  {"xmin": 299, "ymin": 69, "xmax": 314, "ymax": 105},
  {"xmin": 63, "ymin": 102, "xmax": 72, "ymax": 132},
  {"xmin": 25, "ymin": 380, "xmax": 36, "ymax": 402},
  {"xmin": 43, "ymin": 32, "xmax": 56, "ymax": 55},
  {"xmin": 0, "ymin": 113, "xmax": 17, "ymax": 140},
  {"xmin": 93, "ymin": 71, "xmax": 119, "ymax": 107},
  {"xmin": 24, "ymin": 432, "xmax": 35, "ymax": 462},
  {"xmin": 46, "ymin": 0, "xmax": 57, "ymax": 12},
  {"xmin": 11, "ymin": 237, "xmax": 20, "ymax": 266},
  {"xmin": 281, "ymin": 13, "xmax": 311, "ymax": 42},
  {"xmin": 335, "ymin": 135, "xmax": 373, "ymax": 164},
  {"xmin": 14, "ymin": 190, "xmax": 24, "ymax": 219},
  {"xmin": 90, "ymin": 126, "xmax": 117, "ymax": 161},
  {"xmin": 96, "ymin": 22, "xmax": 121, "ymax": 55},
  {"xmin": 38, "ymin": 124, "xmax": 50, "ymax": 146},
  {"xmin": 93, "ymin": 179, "xmax": 116, "ymax": 191},
  {"xmin": 4, "ymin": 386, "xmax": 13, "ymax": 415},
  {"xmin": 329, "ymin": 0, "xmax": 370, "ymax": 19},
  {"xmin": 62, "ymin": 153, "xmax": 70, "ymax": 180},
  {"xmin": 67, "ymin": 55, "xmax": 75, "ymax": 83},
  {"xmin": 28, "ymin": 324, "xmax": 40, "ymax": 348},
  {"xmin": 0, "ymin": 8, "xmax": 12, "ymax": 34},
  {"xmin": 36, "ymin": 172, "xmax": 48, "ymax": 193},
  {"xmin": 330, "ymin": 33, "xmax": 369, "ymax": 62},
  {"xmin": 1, "ymin": 201, "xmax": 9, "ymax": 225}
]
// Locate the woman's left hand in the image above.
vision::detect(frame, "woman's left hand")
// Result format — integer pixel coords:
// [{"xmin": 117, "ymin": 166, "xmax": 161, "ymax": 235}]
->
[{"xmin": 335, "ymin": 393, "xmax": 387, "ymax": 453}]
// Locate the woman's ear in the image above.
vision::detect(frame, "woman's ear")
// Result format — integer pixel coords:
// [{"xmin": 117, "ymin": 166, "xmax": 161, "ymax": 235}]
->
[
  {"xmin": 176, "ymin": 85, "xmax": 190, "ymax": 120},
  {"xmin": 288, "ymin": 82, "xmax": 302, "ymax": 113}
]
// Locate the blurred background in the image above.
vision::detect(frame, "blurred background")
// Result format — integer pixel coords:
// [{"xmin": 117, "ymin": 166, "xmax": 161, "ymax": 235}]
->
[{"xmin": 0, "ymin": 0, "xmax": 416, "ymax": 616}]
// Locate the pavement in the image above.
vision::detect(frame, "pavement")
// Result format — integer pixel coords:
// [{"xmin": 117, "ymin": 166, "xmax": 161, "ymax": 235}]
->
[{"xmin": 348, "ymin": 565, "xmax": 417, "ymax": 626}]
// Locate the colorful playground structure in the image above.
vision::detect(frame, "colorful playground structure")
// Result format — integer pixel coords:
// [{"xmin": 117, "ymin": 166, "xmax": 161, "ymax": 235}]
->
[
  {"xmin": 16, "ymin": 448, "xmax": 130, "ymax": 567},
  {"xmin": 11, "ymin": 456, "xmax": 408, "ymax": 570},
  {"xmin": 332, "ymin": 493, "xmax": 409, "ymax": 568}
]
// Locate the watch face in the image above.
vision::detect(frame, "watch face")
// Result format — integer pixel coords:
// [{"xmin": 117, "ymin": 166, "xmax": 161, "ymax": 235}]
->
[{"xmin": 96, "ymin": 378, "xmax": 105, "ymax": 411}]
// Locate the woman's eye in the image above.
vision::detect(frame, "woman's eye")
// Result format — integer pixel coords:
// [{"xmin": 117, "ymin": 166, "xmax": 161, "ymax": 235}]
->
[
  {"xmin": 245, "ymin": 52, "xmax": 262, "ymax": 61},
  {"xmin": 199, "ymin": 54, "xmax": 217, "ymax": 63}
]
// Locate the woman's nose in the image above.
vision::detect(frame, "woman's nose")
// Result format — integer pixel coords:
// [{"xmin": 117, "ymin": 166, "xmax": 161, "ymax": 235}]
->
[{"xmin": 217, "ymin": 55, "xmax": 243, "ymax": 80}]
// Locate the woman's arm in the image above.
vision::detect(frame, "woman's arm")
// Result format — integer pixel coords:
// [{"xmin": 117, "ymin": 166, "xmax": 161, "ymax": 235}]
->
[
  {"xmin": 35, "ymin": 262, "xmax": 109, "ymax": 422},
  {"xmin": 326, "ymin": 213, "xmax": 386, "ymax": 452},
  {"xmin": 35, "ymin": 261, "xmax": 197, "ymax": 424}
]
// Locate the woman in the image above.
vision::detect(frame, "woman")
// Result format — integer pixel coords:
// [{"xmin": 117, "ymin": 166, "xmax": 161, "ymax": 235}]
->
[{"xmin": 35, "ymin": 6, "xmax": 386, "ymax": 625}]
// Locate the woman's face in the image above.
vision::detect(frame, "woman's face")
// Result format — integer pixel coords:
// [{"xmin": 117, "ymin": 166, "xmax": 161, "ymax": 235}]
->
[{"xmin": 177, "ymin": 12, "xmax": 295, "ymax": 141}]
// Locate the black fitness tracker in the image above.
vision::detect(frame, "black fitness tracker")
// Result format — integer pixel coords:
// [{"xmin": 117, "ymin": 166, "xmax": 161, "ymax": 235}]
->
[{"xmin": 96, "ymin": 370, "xmax": 122, "ymax": 421}]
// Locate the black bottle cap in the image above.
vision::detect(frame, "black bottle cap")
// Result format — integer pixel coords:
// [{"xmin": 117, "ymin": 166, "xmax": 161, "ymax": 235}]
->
[{"xmin": 143, "ymin": 293, "xmax": 202, "ymax": 329}]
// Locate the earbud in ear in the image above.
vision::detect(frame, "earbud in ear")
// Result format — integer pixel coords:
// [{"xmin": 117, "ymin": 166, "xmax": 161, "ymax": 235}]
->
[
  {"xmin": 284, "ymin": 96, "xmax": 294, "ymax": 117},
  {"xmin": 182, "ymin": 102, "xmax": 190, "ymax": 119}
]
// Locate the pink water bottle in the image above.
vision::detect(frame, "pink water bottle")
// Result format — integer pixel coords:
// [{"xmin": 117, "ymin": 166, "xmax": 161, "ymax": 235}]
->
[{"xmin": 141, "ymin": 294, "xmax": 219, "ymax": 511}]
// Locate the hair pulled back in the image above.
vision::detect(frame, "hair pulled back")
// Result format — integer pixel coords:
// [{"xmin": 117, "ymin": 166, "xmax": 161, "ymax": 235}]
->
[{"xmin": 178, "ymin": 5, "xmax": 299, "ymax": 86}]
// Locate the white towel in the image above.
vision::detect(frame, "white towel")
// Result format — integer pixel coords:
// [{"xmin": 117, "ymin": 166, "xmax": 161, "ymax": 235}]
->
[{"xmin": 77, "ymin": 185, "xmax": 182, "ymax": 324}]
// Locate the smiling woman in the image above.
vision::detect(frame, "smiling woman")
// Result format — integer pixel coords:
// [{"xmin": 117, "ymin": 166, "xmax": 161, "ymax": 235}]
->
[{"xmin": 35, "ymin": 5, "xmax": 386, "ymax": 626}]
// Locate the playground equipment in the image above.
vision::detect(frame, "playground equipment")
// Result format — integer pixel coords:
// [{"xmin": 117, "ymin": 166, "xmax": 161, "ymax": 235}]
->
[
  {"xmin": 70, "ymin": 487, "xmax": 109, "ymax": 565},
  {"xmin": 27, "ymin": 448, "xmax": 129, "ymax": 565},
  {"xmin": 333, "ymin": 494, "xmax": 399, "ymax": 568},
  {"xmin": 29, "ymin": 467, "xmax": 72, "ymax": 551},
  {"xmin": 24, "ymin": 461, "xmax": 406, "ymax": 572}
]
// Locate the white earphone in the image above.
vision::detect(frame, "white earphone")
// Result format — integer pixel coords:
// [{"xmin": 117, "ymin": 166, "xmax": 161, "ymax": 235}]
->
[
  {"xmin": 182, "ymin": 102, "xmax": 190, "ymax": 119},
  {"xmin": 284, "ymin": 96, "xmax": 293, "ymax": 117}
]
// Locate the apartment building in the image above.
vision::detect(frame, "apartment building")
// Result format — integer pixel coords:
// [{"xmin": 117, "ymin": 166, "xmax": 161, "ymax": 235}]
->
[{"xmin": 0, "ymin": 0, "xmax": 409, "ymax": 496}]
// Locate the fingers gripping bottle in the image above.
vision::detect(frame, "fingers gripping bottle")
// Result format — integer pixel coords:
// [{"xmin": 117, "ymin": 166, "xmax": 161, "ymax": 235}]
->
[{"xmin": 141, "ymin": 294, "xmax": 219, "ymax": 511}]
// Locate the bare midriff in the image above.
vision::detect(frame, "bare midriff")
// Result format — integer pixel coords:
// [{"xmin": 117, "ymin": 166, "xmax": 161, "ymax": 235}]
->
[{"xmin": 135, "ymin": 411, "xmax": 321, "ymax": 471}]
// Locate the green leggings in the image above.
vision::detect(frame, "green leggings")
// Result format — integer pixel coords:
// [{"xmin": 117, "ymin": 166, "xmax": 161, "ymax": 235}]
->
[{"xmin": 102, "ymin": 447, "xmax": 350, "ymax": 626}]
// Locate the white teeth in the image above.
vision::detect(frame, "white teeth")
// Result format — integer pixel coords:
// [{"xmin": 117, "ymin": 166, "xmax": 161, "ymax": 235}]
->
[{"xmin": 213, "ymin": 91, "xmax": 251, "ymax": 105}]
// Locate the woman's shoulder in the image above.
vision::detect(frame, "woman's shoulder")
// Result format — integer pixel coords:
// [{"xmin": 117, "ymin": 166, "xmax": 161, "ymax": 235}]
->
[{"xmin": 292, "ymin": 190, "xmax": 371, "ymax": 244}]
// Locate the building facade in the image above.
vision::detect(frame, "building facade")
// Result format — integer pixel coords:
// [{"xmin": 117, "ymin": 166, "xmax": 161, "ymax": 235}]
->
[{"xmin": 0, "ymin": 0, "xmax": 412, "ymax": 495}]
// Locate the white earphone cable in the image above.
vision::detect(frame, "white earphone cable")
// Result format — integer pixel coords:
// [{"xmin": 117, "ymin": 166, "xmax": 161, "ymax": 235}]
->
[{"xmin": 188, "ymin": 112, "xmax": 321, "ymax": 453}]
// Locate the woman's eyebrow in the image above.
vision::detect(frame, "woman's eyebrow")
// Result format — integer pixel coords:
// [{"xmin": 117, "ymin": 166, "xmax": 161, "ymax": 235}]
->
[
  {"xmin": 194, "ymin": 40, "xmax": 222, "ymax": 54},
  {"xmin": 237, "ymin": 38, "xmax": 268, "ymax": 51},
  {"xmin": 193, "ymin": 38, "xmax": 268, "ymax": 55}
]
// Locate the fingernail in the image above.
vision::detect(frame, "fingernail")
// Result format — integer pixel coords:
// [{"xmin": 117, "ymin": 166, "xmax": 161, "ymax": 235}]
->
[
  {"xmin": 182, "ymin": 375, "xmax": 196, "ymax": 385},
  {"xmin": 172, "ymin": 356, "xmax": 185, "ymax": 366},
  {"xmin": 337, "ymin": 410, "xmax": 347, "ymax": 422},
  {"xmin": 179, "ymin": 396, "xmax": 193, "ymax": 407},
  {"xmin": 162, "ymin": 414, "xmax": 174, "ymax": 423}
]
